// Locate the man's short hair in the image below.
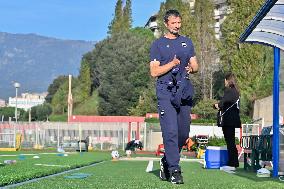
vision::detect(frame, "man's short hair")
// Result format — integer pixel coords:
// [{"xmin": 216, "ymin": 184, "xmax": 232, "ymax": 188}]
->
[{"xmin": 164, "ymin": 9, "xmax": 181, "ymax": 23}]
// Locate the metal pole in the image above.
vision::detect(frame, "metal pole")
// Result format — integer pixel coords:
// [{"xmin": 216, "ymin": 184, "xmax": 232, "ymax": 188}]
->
[
  {"xmin": 28, "ymin": 95, "xmax": 31, "ymax": 123},
  {"xmin": 212, "ymin": 123, "xmax": 215, "ymax": 136},
  {"xmin": 100, "ymin": 124, "xmax": 103, "ymax": 150},
  {"xmin": 117, "ymin": 123, "xmax": 119, "ymax": 149},
  {"xmin": 15, "ymin": 87, "xmax": 18, "ymax": 123},
  {"xmin": 43, "ymin": 128, "xmax": 45, "ymax": 148},
  {"xmin": 13, "ymin": 83, "xmax": 20, "ymax": 148},
  {"xmin": 272, "ymin": 47, "xmax": 280, "ymax": 177},
  {"xmin": 57, "ymin": 124, "xmax": 60, "ymax": 149},
  {"xmin": 128, "ymin": 122, "xmax": 131, "ymax": 142},
  {"xmin": 144, "ymin": 122, "xmax": 147, "ymax": 151},
  {"xmin": 35, "ymin": 124, "xmax": 38, "ymax": 148},
  {"xmin": 122, "ymin": 126, "xmax": 125, "ymax": 150},
  {"xmin": 79, "ymin": 123, "xmax": 82, "ymax": 152},
  {"xmin": 150, "ymin": 129, "xmax": 152, "ymax": 151},
  {"xmin": 13, "ymin": 123, "xmax": 16, "ymax": 148},
  {"xmin": 136, "ymin": 122, "xmax": 140, "ymax": 140}
]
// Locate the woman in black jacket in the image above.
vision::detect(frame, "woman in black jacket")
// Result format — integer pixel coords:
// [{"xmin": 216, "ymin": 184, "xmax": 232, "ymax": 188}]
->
[{"xmin": 214, "ymin": 73, "xmax": 241, "ymax": 171}]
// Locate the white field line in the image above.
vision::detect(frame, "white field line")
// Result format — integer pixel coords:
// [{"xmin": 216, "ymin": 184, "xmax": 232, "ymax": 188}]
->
[
  {"xmin": 34, "ymin": 163, "xmax": 71, "ymax": 168},
  {"xmin": 0, "ymin": 152, "xmax": 76, "ymax": 157},
  {"xmin": 0, "ymin": 155, "xmax": 18, "ymax": 157},
  {"xmin": 40, "ymin": 152, "xmax": 76, "ymax": 155}
]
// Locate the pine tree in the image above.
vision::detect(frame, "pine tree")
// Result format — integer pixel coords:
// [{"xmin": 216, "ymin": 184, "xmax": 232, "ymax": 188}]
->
[
  {"xmin": 108, "ymin": 0, "xmax": 132, "ymax": 35},
  {"xmin": 123, "ymin": 0, "xmax": 132, "ymax": 30},
  {"xmin": 108, "ymin": 0, "xmax": 123, "ymax": 34}
]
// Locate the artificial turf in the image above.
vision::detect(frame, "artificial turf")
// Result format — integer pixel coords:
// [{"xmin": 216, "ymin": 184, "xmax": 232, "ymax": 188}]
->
[
  {"xmin": 10, "ymin": 157, "xmax": 284, "ymax": 189},
  {"xmin": 0, "ymin": 151, "xmax": 109, "ymax": 187}
]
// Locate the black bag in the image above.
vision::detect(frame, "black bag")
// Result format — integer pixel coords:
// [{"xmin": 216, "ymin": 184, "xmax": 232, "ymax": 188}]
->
[{"xmin": 217, "ymin": 110, "xmax": 223, "ymax": 127}]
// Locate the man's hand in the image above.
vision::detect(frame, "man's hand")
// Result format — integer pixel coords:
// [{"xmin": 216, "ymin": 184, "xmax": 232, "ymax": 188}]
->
[
  {"xmin": 150, "ymin": 55, "xmax": 181, "ymax": 77},
  {"xmin": 186, "ymin": 56, "xmax": 198, "ymax": 74},
  {"xmin": 185, "ymin": 65, "xmax": 193, "ymax": 73},
  {"xmin": 172, "ymin": 55, "xmax": 180, "ymax": 66}
]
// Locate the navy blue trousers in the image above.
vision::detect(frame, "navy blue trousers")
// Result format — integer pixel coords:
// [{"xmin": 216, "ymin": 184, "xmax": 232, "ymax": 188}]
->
[{"xmin": 157, "ymin": 95, "xmax": 191, "ymax": 171}]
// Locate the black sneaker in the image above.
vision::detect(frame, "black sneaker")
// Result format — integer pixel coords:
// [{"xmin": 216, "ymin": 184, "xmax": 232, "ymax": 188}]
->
[
  {"xmin": 159, "ymin": 157, "xmax": 170, "ymax": 181},
  {"xmin": 170, "ymin": 169, "xmax": 184, "ymax": 184}
]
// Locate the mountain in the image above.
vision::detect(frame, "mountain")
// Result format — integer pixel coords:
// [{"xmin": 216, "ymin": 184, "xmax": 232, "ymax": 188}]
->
[{"xmin": 0, "ymin": 32, "xmax": 94, "ymax": 100}]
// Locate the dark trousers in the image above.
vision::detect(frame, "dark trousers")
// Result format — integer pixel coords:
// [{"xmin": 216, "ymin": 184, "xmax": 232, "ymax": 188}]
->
[
  {"xmin": 222, "ymin": 127, "xmax": 239, "ymax": 167},
  {"xmin": 158, "ymin": 97, "xmax": 190, "ymax": 171}
]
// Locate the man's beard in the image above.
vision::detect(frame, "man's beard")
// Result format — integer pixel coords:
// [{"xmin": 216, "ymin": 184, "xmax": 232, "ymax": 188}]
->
[{"xmin": 169, "ymin": 29, "xmax": 179, "ymax": 36}]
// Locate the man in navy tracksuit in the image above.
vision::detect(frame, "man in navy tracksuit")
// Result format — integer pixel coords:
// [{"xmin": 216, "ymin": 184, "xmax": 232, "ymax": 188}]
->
[{"xmin": 150, "ymin": 10, "xmax": 198, "ymax": 184}]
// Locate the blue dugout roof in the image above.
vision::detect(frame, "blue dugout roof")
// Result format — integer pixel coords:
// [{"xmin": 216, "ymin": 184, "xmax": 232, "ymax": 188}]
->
[{"xmin": 240, "ymin": 0, "xmax": 284, "ymax": 50}]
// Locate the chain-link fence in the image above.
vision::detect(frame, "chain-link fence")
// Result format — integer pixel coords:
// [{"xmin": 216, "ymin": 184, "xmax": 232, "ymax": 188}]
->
[
  {"xmin": 0, "ymin": 122, "xmax": 233, "ymax": 152},
  {"xmin": 0, "ymin": 122, "xmax": 147, "ymax": 151}
]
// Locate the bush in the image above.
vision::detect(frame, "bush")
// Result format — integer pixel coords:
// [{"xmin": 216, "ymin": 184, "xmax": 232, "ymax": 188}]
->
[
  {"xmin": 144, "ymin": 117, "xmax": 159, "ymax": 123},
  {"xmin": 0, "ymin": 107, "xmax": 25, "ymax": 121},
  {"xmin": 208, "ymin": 136, "xmax": 226, "ymax": 146},
  {"xmin": 192, "ymin": 99, "xmax": 218, "ymax": 119},
  {"xmin": 207, "ymin": 136, "xmax": 239, "ymax": 146},
  {"xmin": 49, "ymin": 114, "xmax": 67, "ymax": 122}
]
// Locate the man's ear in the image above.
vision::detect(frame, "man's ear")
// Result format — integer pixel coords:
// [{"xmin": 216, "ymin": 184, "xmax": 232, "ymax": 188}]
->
[{"xmin": 164, "ymin": 22, "xmax": 168, "ymax": 28}]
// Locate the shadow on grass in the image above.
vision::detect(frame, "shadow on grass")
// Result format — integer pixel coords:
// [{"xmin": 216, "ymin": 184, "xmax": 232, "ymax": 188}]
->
[
  {"xmin": 234, "ymin": 168, "xmax": 283, "ymax": 184},
  {"xmin": 149, "ymin": 169, "xmax": 160, "ymax": 179}
]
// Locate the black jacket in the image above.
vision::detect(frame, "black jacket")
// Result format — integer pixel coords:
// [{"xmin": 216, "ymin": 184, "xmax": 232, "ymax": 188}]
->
[{"xmin": 218, "ymin": 87, "xmax": 241, "ymax": 128}]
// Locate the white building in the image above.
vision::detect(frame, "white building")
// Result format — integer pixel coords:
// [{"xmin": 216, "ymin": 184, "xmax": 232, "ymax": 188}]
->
[
  {"xmin": 212, "ymin": 0, "xmax": 228, "ymax": 39},
  {"xmin": 0, "ymin": 99, "xmax": 5, "ymax": 107},
  {"xmin": 8, "ymin": 92, "xmax": 47, "ymax": 111}
]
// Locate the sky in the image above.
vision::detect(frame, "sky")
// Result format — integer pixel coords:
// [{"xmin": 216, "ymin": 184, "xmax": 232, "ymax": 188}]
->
[{"xmin": 0, "ymin": 0, "xmax": 164, "ymax": 42}]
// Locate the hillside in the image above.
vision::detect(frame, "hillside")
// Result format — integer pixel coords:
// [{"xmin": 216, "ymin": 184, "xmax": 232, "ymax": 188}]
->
[{"xmin": 0, "ymin": 32, "xmax": 94, "ymax": 100}]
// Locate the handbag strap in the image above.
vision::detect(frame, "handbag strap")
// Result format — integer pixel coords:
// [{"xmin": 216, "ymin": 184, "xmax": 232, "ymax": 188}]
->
[{"xmin": 221, "ymin": 98, "xmax": 240, "ymax": 116}]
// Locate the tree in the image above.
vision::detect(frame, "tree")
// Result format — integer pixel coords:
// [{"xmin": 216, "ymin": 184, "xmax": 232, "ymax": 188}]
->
[
  {"xmin": 108, "ymin": 0, "xmax": 123, "ymax": 35},
  {"xmin": 0, "ymin": 107, "xmax": 25, "ymax": 121},
  {"xmin": 193, "ymin": 0, "xmax": 217, "ymax": 100},
  {"xmin": 73, "ymin": 90, "xmax": 99, "ymax": 115},
  {"xmin": 89, "ymin": 28, "xmax": 154, "ymax": 115},
  {"xmin": 78, "ymin": 57, "xmax": 92, "ymax": 102},
  {"xmin": 128, "ymin": 80, "xmax": 157, "ymax": 116},
  {"xmin": 108, "ymin": 0, "xmax": 132, "ymax": 35},
  {"xmin": 30, "ymin": 103, "xmax": 52, "ymax": 121},
  {"xmin": 51, "ymin": 81, "xmax": 68, "ymax": 114},
  {"xmin": 45, "ymin": 75, "xmax": 68, "ymax": 103},
  {"xmin": 219, "ymin": 0, "xmax": 273, "ymax": 116},
  {"xmin": 191, "ymin": 99, "xmax": 218, "ymax": 119},
  {"xmin": 123, "ymin": 0, "xmax": 132, "ymax": 29}
]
